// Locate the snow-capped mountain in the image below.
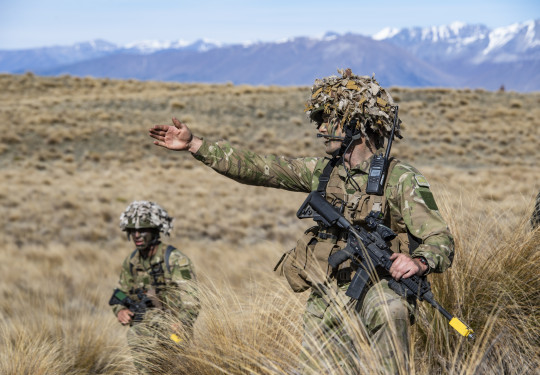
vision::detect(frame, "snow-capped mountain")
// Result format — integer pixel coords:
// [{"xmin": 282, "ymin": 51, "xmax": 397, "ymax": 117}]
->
[
  {"xmin": 0, "ymin": 38, "xmax": 223, "ymax": 73},
  {"xmin": 122, "ymin": 38, "xmax": 223, "ymax": 54},
  {"xmin": 0, "ymin": 20, "xmax": 538, "ymax": 91},
  {"xmin": 373, "ymin": 20, "xmax": 540, "ymax": 64}
]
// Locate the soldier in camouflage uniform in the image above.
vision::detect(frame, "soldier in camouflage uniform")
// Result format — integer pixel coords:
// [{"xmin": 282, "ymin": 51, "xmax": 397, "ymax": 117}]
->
[
  {"xmin": 149, "ymin": 69, "xmax": 454, "ymax": 374},
  {"xmin": 113, "ymin": 201, "xmax": 200, "ymax": 373}
]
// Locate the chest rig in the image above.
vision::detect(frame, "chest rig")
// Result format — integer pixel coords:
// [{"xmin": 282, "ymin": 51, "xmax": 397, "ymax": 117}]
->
[
  {"xmin": 128, "ymin": 245, "xmax": 176, "ymax": 307},
  {"xmin": 276, "ymin": 156, "xmax": 399, "ymax": 291},
  {"xmin": 315, "ymin": 156, "xmax": 398, "ymax": 243},
  {"xmin": 278, "ymin": 107, "xmax": 403, "ymax": 291}
]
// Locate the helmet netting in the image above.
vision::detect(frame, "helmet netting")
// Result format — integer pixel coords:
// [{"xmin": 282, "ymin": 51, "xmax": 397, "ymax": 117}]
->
[
  {"xmin": 305, "ymin": 69, "xmax": 402, "ymax": 141},
  {"xmin": 119, "ymin": 201, "xmax": 173, "ymax": 236}
]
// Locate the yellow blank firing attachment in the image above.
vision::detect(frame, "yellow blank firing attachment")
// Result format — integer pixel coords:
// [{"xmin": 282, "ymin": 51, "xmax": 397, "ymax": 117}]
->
[
  {"xmin": 449, "ymin": 317, "xmax": 475, "ymax": 340},
  {"xmin": 170, "ymin": 334, "xmax": 183, "ymax": 344}
]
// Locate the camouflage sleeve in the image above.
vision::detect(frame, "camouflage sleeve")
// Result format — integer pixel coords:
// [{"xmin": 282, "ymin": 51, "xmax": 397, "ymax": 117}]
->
[
  {"xmin": 111, "ymin": 255, "xmax": 135, "ymax": 317},
  {"xmin": 192, "ymin": 139, "xmax": 320, "ymax": 192},
  {"xmin": 386, "ymin": 163, "xmax": 454, "ymax": 273},
  {"xmin": 161, "ymin": 250, "xmax": 200, "ymax": 328}
]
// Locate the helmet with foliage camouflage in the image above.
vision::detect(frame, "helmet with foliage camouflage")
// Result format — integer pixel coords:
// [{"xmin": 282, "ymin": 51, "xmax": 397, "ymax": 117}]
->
[
  {"xmin": 119, "ymin": 201, "xmax": 173, "ymax": 236},
  {"xmin": 305, "ymin": 68, "xmax": 402, "ymax": 142}
]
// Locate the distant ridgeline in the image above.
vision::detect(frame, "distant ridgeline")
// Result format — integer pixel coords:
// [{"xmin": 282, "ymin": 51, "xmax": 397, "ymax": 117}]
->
[{"xmin": 1, "ymin": 20, "xmax": 539, "ymax": 91}]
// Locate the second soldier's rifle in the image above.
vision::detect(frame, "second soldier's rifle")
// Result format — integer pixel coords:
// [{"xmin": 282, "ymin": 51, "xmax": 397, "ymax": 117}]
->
[
  {"xmin": 297, "ymin": 191, "xmax": 475, "ymax": 340},
  {"xmin": 108, "ymin": 288, "xmax": 184, "ymax": 344},
  {"xmin": 108, "ymin": 288, "xmax": 154, "ymax": 324}
]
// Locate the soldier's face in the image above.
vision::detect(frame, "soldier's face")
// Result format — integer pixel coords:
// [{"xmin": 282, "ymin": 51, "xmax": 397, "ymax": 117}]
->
[
  {"xmin": 317, "ymin": 117, "xmax": 344, "ymax": 155},
  {"xmin": 129, "ymin": 229, "xmax": 157, "ymax": 251}
]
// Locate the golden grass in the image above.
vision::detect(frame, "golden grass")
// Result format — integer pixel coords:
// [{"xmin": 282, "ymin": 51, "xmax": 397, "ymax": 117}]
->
[{"xmin": 0, "ymin": 73, "xmax": 539, "ymax": 374}]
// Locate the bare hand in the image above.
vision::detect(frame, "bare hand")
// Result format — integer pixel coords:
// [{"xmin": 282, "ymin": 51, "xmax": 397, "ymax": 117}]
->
[
  {"xmin": 117, "ymin": 308, "xmax": 134, "ymax": 325},
  {"xmin": 149, "ymin": 117, "xmax": 201, "ymax": 152},
  {"xmin": 389, "ymin": 253, "xmax": 427, "ymax": 280}
]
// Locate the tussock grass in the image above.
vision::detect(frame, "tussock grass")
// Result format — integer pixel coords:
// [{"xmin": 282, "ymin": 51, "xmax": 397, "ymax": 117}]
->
[
  {"xmin": 0, "ymin": 73, "xmax": 538, "ymax": 373},
  {"xmin": 411, "ymin": 193, "xmax": 539, "ymax": 374}
]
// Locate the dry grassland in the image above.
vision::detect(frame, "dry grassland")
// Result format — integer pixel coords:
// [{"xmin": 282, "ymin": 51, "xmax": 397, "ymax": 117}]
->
[{"xmin": 0, "ymin": 73, "xmax": 538, "ymax": 374}]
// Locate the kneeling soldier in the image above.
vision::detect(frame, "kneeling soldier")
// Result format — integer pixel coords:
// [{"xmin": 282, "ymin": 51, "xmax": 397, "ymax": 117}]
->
[{"xmin": 111, "ymin": 201, "xmax": 200, "ymax": 373}]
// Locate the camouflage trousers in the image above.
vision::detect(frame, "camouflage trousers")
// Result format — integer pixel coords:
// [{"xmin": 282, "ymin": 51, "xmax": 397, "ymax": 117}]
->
[{"xmin": 299, "ymin": 279, "xmax": 414, "ymax": 375}]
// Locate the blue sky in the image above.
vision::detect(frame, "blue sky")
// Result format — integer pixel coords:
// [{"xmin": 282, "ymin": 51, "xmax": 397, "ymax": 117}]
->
[{"xmin": 0, "ymin": 0, "xmax": 538, "ymax": 49}]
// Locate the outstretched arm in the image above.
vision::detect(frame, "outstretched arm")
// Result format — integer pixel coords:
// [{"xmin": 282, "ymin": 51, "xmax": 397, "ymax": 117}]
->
[
  {"xmin": 149, "ymin": 117, "xmax": 203, "ymax": 153},
  {"xmin": 150, "ymin": 118, "xmax": 318, "ymax": 192}
]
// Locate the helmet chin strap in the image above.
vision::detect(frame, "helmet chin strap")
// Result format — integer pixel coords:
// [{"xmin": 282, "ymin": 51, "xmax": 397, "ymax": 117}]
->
[
  {"xmin": 149, "ymin": 234, "xmax": 161, "ymax": 247},
  {"xmin": 329, "ymin": 118, "xmax": 361, "ymax": 159},
  {"xmin": 138, "ymin": 235, "xmax": 161, "ymax": 258},
  {"xmin": 322, "ymin": 119, "xmax": 362, "ymax": 192},
  {"xmin": 316, "ymin": 118, "xmax": 362, "ymax": 160}
]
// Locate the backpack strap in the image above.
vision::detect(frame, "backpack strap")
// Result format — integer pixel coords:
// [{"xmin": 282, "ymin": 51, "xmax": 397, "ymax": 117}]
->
[
  {"xmin": 128, "ymin": 249, "xmax": 138, "ymax": 276},
  {"xmin": 164, "ymin": 245, "xmax": 176, "ymax": 273}
]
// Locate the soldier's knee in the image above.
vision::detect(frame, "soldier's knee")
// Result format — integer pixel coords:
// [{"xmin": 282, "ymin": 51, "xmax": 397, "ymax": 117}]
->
[
  {"xmin": 363, "ymin": 295, "xmax": 409, "ymax": 334},
  {"xmin": 387, "ymin": 298, "xmax": 409, "ymax": 322}
]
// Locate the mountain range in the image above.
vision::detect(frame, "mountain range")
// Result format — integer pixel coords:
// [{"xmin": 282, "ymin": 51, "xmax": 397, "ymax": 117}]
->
[{"xmin": 1, "ymin": 20, "xmax": 538, "ymax": 91}]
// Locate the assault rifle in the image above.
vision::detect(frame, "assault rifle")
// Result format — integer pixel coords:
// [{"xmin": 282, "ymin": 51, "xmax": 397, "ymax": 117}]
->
[
  {"xmin": 108, "ymin": 288, "xmax": 184, "ymax": 343},
  {"xmin": 297, "ymin": 191, "xmax": 475, "ymax": 340},
  {"xmin": 108, "ymin": 288, "xmax": 154, "ymax": 324}
]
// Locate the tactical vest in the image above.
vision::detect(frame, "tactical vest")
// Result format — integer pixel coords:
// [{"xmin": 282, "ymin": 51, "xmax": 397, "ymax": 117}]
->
[
  {"xmin": 278, "ymin": 157, "xmax": 407, "ymax": 292},
  {"xmin": 128, "ymin": 244, "xmax": 177, "ymax": 308},
  {"xmin": 322, "ymin": 158, "xmax": 397, "ymax": 229}
]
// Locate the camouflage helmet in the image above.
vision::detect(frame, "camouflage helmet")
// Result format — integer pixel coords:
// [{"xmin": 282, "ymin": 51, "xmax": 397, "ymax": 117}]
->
[
  {"xmin": 119, "ymin": 201, "xmax": 173, "ymax": 236},
  {"xmin": 305, "ymin": 68, "xmax": 402, "ymax": 142}
]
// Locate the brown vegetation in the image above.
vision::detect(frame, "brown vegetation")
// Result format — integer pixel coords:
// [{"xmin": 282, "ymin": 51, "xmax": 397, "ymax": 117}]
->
[{"xmin": 0, "ymin": 73, "xmax": 538, "ymax": 374}]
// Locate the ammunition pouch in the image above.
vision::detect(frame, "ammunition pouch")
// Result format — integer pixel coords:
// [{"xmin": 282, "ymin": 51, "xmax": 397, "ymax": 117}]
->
[{"xmin": 275, "ymin": 227, "xmax": 345, "ymax": 293}]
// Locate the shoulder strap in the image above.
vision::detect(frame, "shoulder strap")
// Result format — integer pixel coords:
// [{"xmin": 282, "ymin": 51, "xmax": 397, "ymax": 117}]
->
[
  {"xmin": 164, "ymin": 245, "xmax": 176, "ymax": 273},
  {"xmin": 317, "ymin": 157, "xmax": 340, "ymax": 196},
  {"xmin": 128, "ymin": 249, "xmax": 138, "ymax": 276}
]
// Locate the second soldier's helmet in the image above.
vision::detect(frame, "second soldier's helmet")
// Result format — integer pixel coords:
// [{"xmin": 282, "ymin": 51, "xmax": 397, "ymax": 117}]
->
[{"xmin": 119, "ymin": 201, "xmax": 173, "ymax": 236}]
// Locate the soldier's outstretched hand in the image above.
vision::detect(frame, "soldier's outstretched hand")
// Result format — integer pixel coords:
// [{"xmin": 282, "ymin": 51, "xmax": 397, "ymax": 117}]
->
[{"xmin": 149, "ymin": 117, "xmax": 202, "ymax": 153}]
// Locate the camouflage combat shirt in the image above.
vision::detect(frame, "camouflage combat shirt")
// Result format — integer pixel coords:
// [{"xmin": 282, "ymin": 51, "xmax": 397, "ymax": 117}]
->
[
  {"xmin": 193, "ymin": 139, "xmax": 454, "ymax": 273},
  {"xmin": 112, "ymin": 242, "xmax": 200, "ymax": 326}
]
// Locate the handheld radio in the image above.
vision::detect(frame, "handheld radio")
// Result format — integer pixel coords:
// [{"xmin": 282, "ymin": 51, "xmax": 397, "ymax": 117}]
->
[{"xmin": 366, "ymin": 106, "xmax": 400, "ymax": 195}]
